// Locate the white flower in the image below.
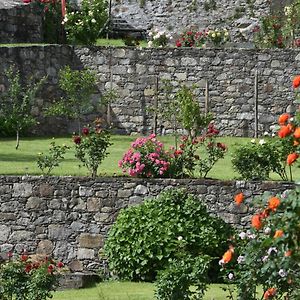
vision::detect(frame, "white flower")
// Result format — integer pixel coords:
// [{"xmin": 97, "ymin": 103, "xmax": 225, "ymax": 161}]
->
[
  {"xmin": 259, "ymin": 139, "xmax": 265, "ymax": 145},
  {"xmin": 263, "ymin": 131, "xmax": 269, "ymax": 136},
  {"xmin": 278, "ymin": 269, "xmax": 287, "ymax": 277},
  {"xmin": 219, "ymin": 259, "xmax": 225, "ymax": 265},
  {"xmin": 228, "ymin": 273, "xmax": 234, "ymax": 280},
  {"xmin": 88, "ymin": 10, "xmax": 93, "ymax": 16},
  {"xmin": 264, "ymin": 227, "xmax": 271, "ymax": 235},
  {"xmin": 147, "ymin": 41, "xmax": 153, "ymax": 47},
  {"xmin": 262, "ymin": 255, "xmax": 268, "ymax": 262},
  {"xmin": 237, "ymin": 255, "xmax": 245, "ymax": 264},
  {"xmin": 267, "ymin": 247, "xmax": 277, "ymax": 256},
  {"xmin": 212, "ymin": 33, "xmax": 216, "ymax": 38},
  {"xmin": 238, "ymin": 232, "xmax": 247, "ymax": 240},
  {"xmin": 63, "ymin": 16, "xmax": 68, "ymax": 23},
  {"xmin": 148, "ymin": 31, "xmax": 153, "ymax": 36},
  {"xmin": 177, "ymin": 236, "xmax": 183, "ymax": 241},
  {"xmin": 290, "ymin": 117, "xmax": 294, "ymax": 122},
  {"xmin": 251, "ymin": 139, "xmax": 256, "ymax": 143},
  {"xmin": 91, "ymin": 19, "xmax": 96, "ymax": 23}
]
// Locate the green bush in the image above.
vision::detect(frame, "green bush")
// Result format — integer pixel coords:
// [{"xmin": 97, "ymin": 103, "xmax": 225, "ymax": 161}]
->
[
  {"xmin": 155, "ymin": 254, "xmax": 211, "ymax": 300},
  {"xmin": 104, "ymin": 189, "xmax": 232, "ymax": 281}
]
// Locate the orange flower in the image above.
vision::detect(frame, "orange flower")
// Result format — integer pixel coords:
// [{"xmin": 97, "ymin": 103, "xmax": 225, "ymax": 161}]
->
[
  {"xmin": 278, "ymin": 113, "xmax": 290, "ymax": 125},
  {"xmin": 294, "ymin": 140, "xmax": 300, "ymax": 146},
  {"xmin": 251, "ymin": 214, "xmax": 262, "ymax": 230},
  {"xmin": 293, "ymin": 75, "xmax": 300, "ymax": 88},
  {"xmin": 222, "ymin": 249, "xmax": 233, "ymax": 264},
  {"xmin": 263, "ymin": 288, "xmax": 277, "ymax": 299},
  {"xmin": 294, "ymin": 127, "xmax": 300, "ymax": 139},
  {"xmin": 284, "ymin": 250, "xmax": 292, "ymax": 257},
  {"xmin": 274, "ymin": 229, "xmax": 284, "ymax": 238},
  {"xmin": 268, "ymin": 197, "xmax": 280, "ymax": 211},
  {"xmin": 278, "ymin": 125, "xmax": 292, "ymax": 138},
  {"xmin": 287, "ymin": 153, "xmax": 299, "ymax": 165},
  {"xmin": 234, "ymin": 192, "xmax": 244, "ymax": 206}
]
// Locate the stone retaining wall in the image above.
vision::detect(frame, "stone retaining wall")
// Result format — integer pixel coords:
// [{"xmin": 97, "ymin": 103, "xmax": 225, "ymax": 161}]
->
[
  {"xmin": 0, "ymin": 176, "xmax": 295, "ymax": 272},
  {"xmin": 0, "ymin": 2, "xmax": 43, "ymax": 43},
  {"xmin": 1, "ymin": 45, "xmax": 300, "ymax": 136}
]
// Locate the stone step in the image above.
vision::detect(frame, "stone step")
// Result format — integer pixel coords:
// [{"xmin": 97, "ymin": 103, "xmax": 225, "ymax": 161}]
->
[{"xmin": 58, "ymin": 272, "xmax": 101, "ymax": 290}]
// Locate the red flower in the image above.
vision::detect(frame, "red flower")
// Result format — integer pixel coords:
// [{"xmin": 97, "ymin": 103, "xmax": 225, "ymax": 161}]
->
[
  {"xmin": 23, "ymin": 0, "xmax": 32, "ymax": 3},
  {"xmin": 222, "ymin": 249, "xmax": 233, "ymax": 264},
  {"xmin": 73, "ymin": 135, "xmax": 81, "ymax": 145},
  {"xmin": 268, "ymin": 197, "xmax": 280, "ymax": 211},
  {"xmin": 57, "ymin": 261, "xmax": 64, "ymax": 268},
  {"xmin": 25, "ymin": 263, "xmax": 32, "ymax": 273},
  {"xmin": 251, "ymin": 214, "xmax": 262, "ymax": 230},
  {"xmin": 278, "ymin": 125, "xmax": 292, "ymax": 138},
  {"xmin": 174, "ymin": 150, "xmax": 183, "ymax": 156},
  {"xmin": 294, "ymin": 127, "xmax": 300, "ymax": 138},
  {"xmin": 82, "ymin": 127, "xmax": 89, "ymax": 135},
  {"xmin": 21, "ymin": 254, "xmax": 28, "ymax": 261},
  {"xmin": 217, "ymin": 142, "xmax": 226, "ymax": 151},
  {"xmin": 278, "ymin": 113, "xmax": 290, "ymax": 125},
  {"xmin": 287, "ymin": 153, "xmax": 299, "ymax": 165},
  {"xmin": 234, "ymin": 192, "xmax": 244, "ymax": 206},
  {"xmin": 264, "ymin": 288, "xmax": 276, "ymax": 299},
  {"xmin": 293, "ymin": 75, "xmax": 300, "ymax": 88},
  {"xmin": 176, "ymin": 40, "xmax": 182, "ymax": 47},
  {"xmin": 47, "ymin": 264, "xmax": 55, "ymax": 274}
]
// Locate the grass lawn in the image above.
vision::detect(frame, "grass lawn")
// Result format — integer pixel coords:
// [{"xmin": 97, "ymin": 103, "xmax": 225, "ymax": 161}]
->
[
  {"xmin": 52, "ymin": 282, "xmax": 235, "ymax": 300},
  {"xmin": 0, "ymin": 134, "xmax": 299, "ymax": 181},
  {"xmin": 96, "ymin": 38, "xmax": 148, "ymax": 47}
]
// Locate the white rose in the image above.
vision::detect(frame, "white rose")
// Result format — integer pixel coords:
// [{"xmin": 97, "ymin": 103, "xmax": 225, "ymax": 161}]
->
[{"xmin": 91, "ymin": 19, "xmax": 96, "ymax": 23}]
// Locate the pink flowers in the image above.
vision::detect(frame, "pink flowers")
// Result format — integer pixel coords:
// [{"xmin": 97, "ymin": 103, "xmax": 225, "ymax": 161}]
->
[{"xmin": 119, "ymin": 135, "xmax": 172, "ymax": 178}]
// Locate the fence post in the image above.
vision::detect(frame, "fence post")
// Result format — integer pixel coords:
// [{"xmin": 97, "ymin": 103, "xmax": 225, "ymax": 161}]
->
[
  {"xmin": 254, "ymin": 70, "xmax": 259, "ymax": 138},
  {"xmin": 153, "ymin": 76, "xmax": 159, "ymax": 134}
]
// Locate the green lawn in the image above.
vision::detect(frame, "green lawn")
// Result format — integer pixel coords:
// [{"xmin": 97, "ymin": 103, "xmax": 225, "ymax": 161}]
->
[
  {"xmin": 96, "ymin": 38, "xmax": 148, "ymax": 47},
  {"xmin": 0, "ymin": 135, "xmax": 299, "ymax": 181},
  {"xmin": 52, "ymin": 282, "xmax": 235, "ymax": 300}
]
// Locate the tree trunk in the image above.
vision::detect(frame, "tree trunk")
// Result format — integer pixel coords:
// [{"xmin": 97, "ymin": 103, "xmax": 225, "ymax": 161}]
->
[{"xmin": 16, "ymin": 130, "xmax": 20, "ymax": 150}]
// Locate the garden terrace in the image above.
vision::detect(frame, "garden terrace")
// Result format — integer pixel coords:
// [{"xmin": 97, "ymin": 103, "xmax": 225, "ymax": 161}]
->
[
  {"xmin": 0, "ymin": 45, "xmax": 299, "ymax": 137},
  {"xmin": 0, "ymin": 175, "xmax": 295, "ymax": 273}
]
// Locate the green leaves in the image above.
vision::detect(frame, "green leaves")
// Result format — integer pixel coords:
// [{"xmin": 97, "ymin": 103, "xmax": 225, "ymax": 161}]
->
[{"xmin": 104, "ymin": 189, "xmax": 232, "ymax": 281}]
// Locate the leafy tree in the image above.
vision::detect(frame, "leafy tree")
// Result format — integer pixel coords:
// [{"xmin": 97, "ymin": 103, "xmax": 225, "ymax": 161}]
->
[
  {"xmin": 0, "ymin": 66, "xmax": 45, "ymax": 149},
  {"xmin": 45, "ymin": 66, "xmax": 97, "ymax": 133}
]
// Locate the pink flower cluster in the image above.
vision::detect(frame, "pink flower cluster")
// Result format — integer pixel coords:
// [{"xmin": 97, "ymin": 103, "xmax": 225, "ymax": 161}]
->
[{"xmin": 119, "ymin": 134, "xmax": 172, "ymax": 178}]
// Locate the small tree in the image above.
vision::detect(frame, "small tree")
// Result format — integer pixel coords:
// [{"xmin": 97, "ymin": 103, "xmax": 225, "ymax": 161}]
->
[
  {"xmin": 45, "ymin": 66, "xmax": 97, "ymax": 133},
  {"xmin": 0, "ymin": 66, "xmax": 45, "ymax": 149}
]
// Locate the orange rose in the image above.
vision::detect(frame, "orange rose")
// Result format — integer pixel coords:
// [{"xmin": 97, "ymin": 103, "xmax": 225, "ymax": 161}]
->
[
  {"xmin": 263, "ymin": 288, "xmax": 277, "ymax": 299},
  {"xmin": 294, "ymin": 140, "xmax": 300, "ymax": 146},
  {"xmin": 251, "ymin": 214, "xmax": 262, "ymax": 230},
  {"xmin": 234, "ymin": 192, "xmax": 244, "ymax": 206},
  {"xmin": 278, "ymin": 125, "xmax": 292, "ymax": 138},
  {"xmin": 268, "ymin": 197, "xmax": 280, "ymax": 211},
  {"xmin": 274, "ymin": 229, "xmax": 284, "ymax": 238},
  {"xmin": 287, "ymin": 153, "xmax": 299, "ymax": 165},
  {"xmin": 278, "ymin": 113, "xmax": 290, "ymax": 125},
  {"xmin": 293, "ymin": 75, "xmax": 300, "ymax": 88},
  {"xmin": 222, "ymin": 249, "xmax": 233, "ymax": 264},
  {"xmin": 294, "ymin": 127, "xmax": 300, "ymax": 139}
]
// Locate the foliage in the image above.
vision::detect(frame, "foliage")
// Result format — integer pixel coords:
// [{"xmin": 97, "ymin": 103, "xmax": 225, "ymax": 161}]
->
[
  {"xmin": 220, "ymin": 189, "xmax": 300, "ymax": 299},
  {"xmin": 232, "ymin": 138, "xmax": 292, "ymax": 181},
  {"xmin": 147, "ymin": 29, "xmax": 172, "ymax": 47},
  {"xmin": 73, "ymin": 119, "xmax": 111, "ymax": 177},
  {"xmin": 45, "ymin": 66, "xmax": 97, "ymax": 132},
  {"xmin": 36, "ymin": 140, "xmax": 69, "ymax": 175},
  {"xmin": 155, "ymin": 254, "xmax": 211, "ymax": 300},
  {"xmin": 0, "ymin": 66, "xmax": 45, "ymax": 149},
  {"xmin": 63, "ymin": 0, "xmax": 108, "ymax": 45},
  {"xmin": 0, "ymin": 252, "xmax": 64, "ymax": 300},
  {"xmin": 175, "ymin": 28, "xmax": 208, "ymax": 48},
  {"xmin": 207, "ymin": 28, "xmax": 229, "ymax": 46},
  {"xmin": 104, "ymin": 189, "xmax": 233, "ymax": 282},
  {"xmin": 23, "ymin": 0, "xmax": 63, "ymax": 43}
]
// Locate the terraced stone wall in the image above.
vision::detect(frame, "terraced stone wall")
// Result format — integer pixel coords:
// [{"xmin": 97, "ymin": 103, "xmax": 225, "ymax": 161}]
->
[{"xmin": 0, "ymin": 176, "xmax": 294, "ymax": 272}]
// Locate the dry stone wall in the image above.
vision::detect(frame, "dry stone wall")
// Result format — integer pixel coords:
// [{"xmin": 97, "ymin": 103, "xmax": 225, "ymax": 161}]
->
[
  {"xmin": 1, "ymin": 45, "xmax": 300, "ymax": 136},
  {"xmin": 0, "ymin": 175, "xmax": 295, "ymax": 272},
  {"xmin": 0, "ymin": 1, "xmax": 43, "ymax": 43}
]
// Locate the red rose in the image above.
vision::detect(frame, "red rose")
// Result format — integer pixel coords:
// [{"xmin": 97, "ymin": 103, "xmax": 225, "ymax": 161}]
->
[
  {"xmin": 73, "ymin": 135, "xmax": 81, "ymax": 144},
  {"xmin": 82, "ymin": 127, "xmax": 89, "ymax": 135},
  {"xmin": 57, "ymin": 261, "xmax": 64, "ymax": 268}
]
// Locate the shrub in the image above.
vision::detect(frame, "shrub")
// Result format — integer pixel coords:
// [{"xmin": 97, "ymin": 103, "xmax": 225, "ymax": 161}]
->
[
  {"xmin": 220, "ymin": 189, "xmax": 300, "ymax": 299},
  {"xmin": 0, "ymin": 253, "xmax": 64, "ymax": 300},
  {"xmin": 155, "ymin": 254, "xmax": 211, "ymax": 300},
  {"xmin": 64, "ymin": 0, "xmax": 108, "ymax": 45},
  {"xmin": 73, "ymin": 120, "xmax": 111, "ymax": 178},
  {"xmin": 104, "ymin": 189, "xmax": 233, "ymax": 281},
  {"xmin": 175, "ymin": 28, "xmax": 207, "ymax": 48},
  {"xmin": 147, "ymin": 28, "xmax": 172, "ymax": 47}
]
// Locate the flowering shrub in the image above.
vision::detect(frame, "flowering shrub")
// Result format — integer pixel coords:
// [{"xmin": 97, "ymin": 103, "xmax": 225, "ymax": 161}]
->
[
  {"xmin": 147, "ymin": 29, "xmax": 172, "ymax": 47},
  {"xmin": 73, "ymin": 120, "xmax": 111, "ymax": 178},
  {"xmin": 37, "ymin": 140, "xmax": 69, "ymax": 175},
  {"xmin": 63, "ymin": 0, "xmax": 108, "ymax": 45},
  {"xmin": 207, "ymin": 28, "xmax": 229, "ymax": 46},
  {"xmin": 220, "ymin": 189, "xmax": 300, "ymax": 299},
  {"xmin": 175, "ymin": 28, "xmax": 208, "ymax": 48},
  {"xmin": 0, "ymin": 252, "xmax": 64, "ymax": 300}
]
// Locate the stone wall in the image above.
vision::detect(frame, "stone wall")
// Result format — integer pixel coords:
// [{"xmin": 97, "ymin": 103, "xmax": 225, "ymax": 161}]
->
[
  {"xmin": 0, "ymin": 2, "xmax": 43, "ymax": 43},
  {"xmin": 1, "ymin": 45, "xmax": 300, "ymax": 136},
  {"xmin": 112, "ymin": 0, "xmax": 271, "ymax": 43},
  {"xmin": 0, "ymin": 176, "xmax": 295, "ymax": 272}
]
